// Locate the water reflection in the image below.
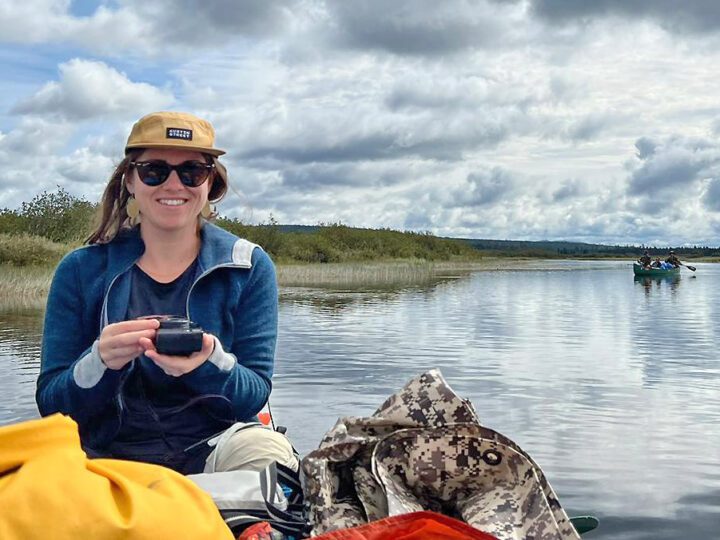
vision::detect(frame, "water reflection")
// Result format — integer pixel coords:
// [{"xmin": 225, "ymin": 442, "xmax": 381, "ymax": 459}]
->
[
  {"xmin": 278, "ymin": 274, "xmax": 465, "ymax": 314},
  {"xmin": 0, "ymin": 309, "xmax": 43, "ymax": 424},
  {"xmin": 633, "ymin": 274, "xmax": 681, "ymax": 296},
  {"xmin": 0, "ymin": 309, "xmax": 44, "ymax": 365}
]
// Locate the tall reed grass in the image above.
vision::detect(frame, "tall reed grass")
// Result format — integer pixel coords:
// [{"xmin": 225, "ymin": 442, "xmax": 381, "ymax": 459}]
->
[
  {"xmin": 275, "ymin": 260, "xmax": 502, "ymax": 287},
  {"xmin": 0, "ymin": 260, "xmax": 511, "ymax": 312},
  {"xmin": 0, "ymin": 265, "xmax": 54, "ymax": 311}
]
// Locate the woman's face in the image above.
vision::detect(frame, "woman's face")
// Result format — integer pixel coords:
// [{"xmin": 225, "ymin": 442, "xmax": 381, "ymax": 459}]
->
[{"xmin": 126, "ymin": 148, "xmax": 213, "ymax": 235}]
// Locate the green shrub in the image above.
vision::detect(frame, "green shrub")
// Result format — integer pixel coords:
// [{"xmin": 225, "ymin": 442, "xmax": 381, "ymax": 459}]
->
[
  {"xmin": 280, "ymin": 233, "xmax": 342, "ymax": 263},
  {"xmin": 0, "ymin": 209, "xmax": 27, "ymax": 235},
  {"xmin": 0, "ymin": 233, "xmax": 70, "ymax": 266},
  {"xmin": 14, "ymin": 187, "xmax": 96, "ymax": 243},
  {"xmin": 215, "ymin": 217, "xmax": 253, "ymax": 240},
  {"xmin": 217, "ymin": 216, "xmax": 284, "ymax": 256}
]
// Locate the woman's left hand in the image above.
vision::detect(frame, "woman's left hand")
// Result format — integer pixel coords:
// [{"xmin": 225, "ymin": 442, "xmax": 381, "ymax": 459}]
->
[{"xmin": 139, "ymin": 333, "xmax": 215, "ymax": 377}]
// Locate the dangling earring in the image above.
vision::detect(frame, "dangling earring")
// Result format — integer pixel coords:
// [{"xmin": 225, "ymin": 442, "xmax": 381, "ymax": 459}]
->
[
  {"xmin": 201, "ymin": 201, "xmax": 213, "ymax": 219},
  {"xmin": 126, "ymin": 196, "xmax": 141, "ymax": 225}
]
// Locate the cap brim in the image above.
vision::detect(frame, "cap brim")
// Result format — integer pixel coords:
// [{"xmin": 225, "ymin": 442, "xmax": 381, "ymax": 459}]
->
[{"xmin": 125, "ymin": 143, "xmax": 225, "ymax": 156}]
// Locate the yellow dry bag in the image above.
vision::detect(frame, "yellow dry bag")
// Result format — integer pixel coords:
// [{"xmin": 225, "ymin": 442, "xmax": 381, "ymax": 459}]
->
[{"xmin": 0, "ymin": 414, "xmax": 233, "ymax": 540}]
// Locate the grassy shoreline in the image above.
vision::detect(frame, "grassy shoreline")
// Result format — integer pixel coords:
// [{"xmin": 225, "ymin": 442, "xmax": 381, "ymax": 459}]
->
[
  {"xmin": 1, "ymin": 257, "xmax": 709, "ymax": 311},
  {"xmin": 0, "ymin": 258, "xmax": 517, "ymax": 311}
]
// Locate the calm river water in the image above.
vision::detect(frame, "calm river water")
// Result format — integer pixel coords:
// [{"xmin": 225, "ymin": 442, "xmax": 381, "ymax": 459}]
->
[{"xmin": 1, "ymin": 260, "xmax": 719, "ymax": 539}]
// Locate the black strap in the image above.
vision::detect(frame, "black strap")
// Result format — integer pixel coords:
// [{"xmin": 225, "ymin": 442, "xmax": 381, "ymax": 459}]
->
[
  {"xmin": 259, "ymin": 463, "xmax": 306, "ymax": 530},
  {"xmin": 220, "ymin": 462, "xmax": 307, "ymax": 536},
  {"xmin": 276, "ymin": 462, "xmax": 304, "ymax": 506}
]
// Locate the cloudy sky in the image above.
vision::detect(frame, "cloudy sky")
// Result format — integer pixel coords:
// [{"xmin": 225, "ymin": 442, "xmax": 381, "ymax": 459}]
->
[{"xmin": 2, "ymin": 0, "xmax": 720, "ymax": 246}]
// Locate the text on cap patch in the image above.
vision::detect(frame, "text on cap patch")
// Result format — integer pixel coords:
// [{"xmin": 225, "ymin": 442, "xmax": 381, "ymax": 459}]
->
[{"xmin": 166, "ymin": 128, "xmax": 193, "ymax": 141}]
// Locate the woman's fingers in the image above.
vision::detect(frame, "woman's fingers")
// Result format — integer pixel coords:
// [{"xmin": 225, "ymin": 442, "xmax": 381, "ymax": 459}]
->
[
  {"xmin": 98, "ymin": 323, "xmax": 159, "ymax": 370},
  {"xmin": 187, "ymin": 333, "xmax": 215, "ymax": 360},
  {"xmin": 103, "ymin": 319, "xmax": 160, "ymax": 335},
  {"xmin": 138, "ymin": 336, "xmax": 155, "ymax": 351},
  {"xmin": 108, "ymin": 329, "xmax": 158, "ymax": 348}
]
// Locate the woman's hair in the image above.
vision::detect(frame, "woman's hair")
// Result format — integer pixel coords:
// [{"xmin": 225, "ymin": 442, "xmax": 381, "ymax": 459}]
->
[{"xmin": 85, "ymin": 150, "xmax": 229, "ymax": 245}]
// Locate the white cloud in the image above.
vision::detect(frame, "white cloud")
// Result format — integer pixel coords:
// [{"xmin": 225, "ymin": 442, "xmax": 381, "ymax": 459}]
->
[
  {"xmin": 56, "ymin": 147, "xmax": 116, "ymax": 185},
  {"xmin": 12, "ymin": 59, "xmax": 173, "ymax": 120},
  {"xmin": 532, "ymin": 0, "xmax": 720, "ymax": 35},
  {"xmin": 324, "ymin": 0, "xmax": 526, "ymax": 56},
  {"xmin": 627, "ymin": 136, "xmax": 720, "ymax": 198},
  {"xmin": 0, "ymin": 0, "xmax": 76, "ymax": 43},
  {"xmin": 0, "ymin": 0, "xmax": 303, "ymax": 55},
  {"xmin": 0, "ymin": 117, "xmax": 77, "ymax": 207},
  {"xmin": 0, "ymin": 116, "xmax": 74, "ymax": 158}
]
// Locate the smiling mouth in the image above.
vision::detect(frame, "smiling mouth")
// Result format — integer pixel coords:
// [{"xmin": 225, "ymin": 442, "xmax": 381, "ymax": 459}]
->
[{"xmin": 157, "ymin": 199, "xmax": 188, "ymax": 206}]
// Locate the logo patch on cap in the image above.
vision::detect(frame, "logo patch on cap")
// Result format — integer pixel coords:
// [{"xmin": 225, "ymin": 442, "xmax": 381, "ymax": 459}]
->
[{"xmin": 166, "ymin": 128, "xmax": 193, "ymax": 141}]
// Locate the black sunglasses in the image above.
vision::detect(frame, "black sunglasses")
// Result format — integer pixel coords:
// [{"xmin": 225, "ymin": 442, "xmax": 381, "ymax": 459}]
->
[{"xmin": 129, "ymin": 160, "xmax": 215, "ymax": 187}]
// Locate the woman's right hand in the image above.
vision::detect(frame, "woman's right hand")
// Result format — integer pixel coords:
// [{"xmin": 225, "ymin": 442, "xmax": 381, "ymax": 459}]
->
[{"xmin": 98, "ymin": 319, "xmax": 160, "ymax": 370}]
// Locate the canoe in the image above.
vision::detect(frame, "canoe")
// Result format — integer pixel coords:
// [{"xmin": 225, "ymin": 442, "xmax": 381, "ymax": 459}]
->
[{"xmin": 633, "ymin": 263, "xmax": 680, "ymax": 276}]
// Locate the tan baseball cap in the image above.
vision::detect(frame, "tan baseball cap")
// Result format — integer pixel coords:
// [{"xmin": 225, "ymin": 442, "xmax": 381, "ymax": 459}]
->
[{"xmin": 125, "ymin": 111, "xmax": 226, "ymax": 156}]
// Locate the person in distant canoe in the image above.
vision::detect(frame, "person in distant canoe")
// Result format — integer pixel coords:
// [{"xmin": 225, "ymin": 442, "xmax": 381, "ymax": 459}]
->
[
  {"xmin": 638, "ymin": 250, "xmax": 652, "ymax": 268},
  {"xmin": 651, "ymin": 257, "xmax": 662, "ymax": 268},
  {"xmin": 665, "ymin": 250, "xmax": 681, "ymax": 268}
]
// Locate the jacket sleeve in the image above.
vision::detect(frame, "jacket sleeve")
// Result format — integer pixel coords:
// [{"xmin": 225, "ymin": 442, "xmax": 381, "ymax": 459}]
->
[
  {"xmin": 181, "ymin": 248, "xmax": 277, "ymax": 420},
  {"xmin": 36, "ymin": 251, "xmax": 125, "ymax": 425}
]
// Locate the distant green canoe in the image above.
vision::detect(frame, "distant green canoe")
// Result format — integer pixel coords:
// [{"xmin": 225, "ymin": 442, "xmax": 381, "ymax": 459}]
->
[{"xmin": 633, "ymin": 263, "xmax": 680, "ymax": 276}]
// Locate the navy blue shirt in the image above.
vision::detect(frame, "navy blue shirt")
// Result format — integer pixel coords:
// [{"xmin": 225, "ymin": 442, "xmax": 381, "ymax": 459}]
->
[
  {"xmin": 126, "ymin": 259, "xmax": 199, "ymax": 320},
  {"xmin": 108, "ymin": 258, "xmax": 224, "ymax": 473}
]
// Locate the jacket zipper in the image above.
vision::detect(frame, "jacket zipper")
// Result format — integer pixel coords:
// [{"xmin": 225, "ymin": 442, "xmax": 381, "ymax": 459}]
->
[
  {"xmin": 100, "ymin": 259, "xmax": 140, "ymax": 419},
  {"xmin": 184, "ymin": 262, "xmax": 251, "ymax": 318}
]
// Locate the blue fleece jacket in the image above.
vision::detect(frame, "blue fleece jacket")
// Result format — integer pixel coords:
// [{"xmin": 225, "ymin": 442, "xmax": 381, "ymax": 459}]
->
[{"xmin": 36, "ymin": 222, "xmax": 278, "ymax": 454}]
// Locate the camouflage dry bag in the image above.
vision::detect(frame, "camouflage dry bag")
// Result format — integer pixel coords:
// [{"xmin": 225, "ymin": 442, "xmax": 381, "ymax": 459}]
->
[{"xmin": 301, "ymin": 369, "xmax": 581, "ymax": 540}]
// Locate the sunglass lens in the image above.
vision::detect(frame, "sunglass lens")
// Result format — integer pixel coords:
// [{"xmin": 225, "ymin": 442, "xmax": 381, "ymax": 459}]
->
[
  {"xmin": 178, "ymin": 162, "xmax": 211, "ymax": 187},
  {"xmin": 138, "ymin": 163, "xmax": 170, "ymax": 186}
]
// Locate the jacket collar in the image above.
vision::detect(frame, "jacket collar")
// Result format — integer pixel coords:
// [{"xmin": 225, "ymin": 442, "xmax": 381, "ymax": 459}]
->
[
  {"xmin": 105, "ymin": 222, "xmax": 254, "ymax": 278},
  {"xmin": 100, "ymin": 222, "xmax": 257, "ymax": 326},
  {"xmin": 197, "ymin": 221, "xmax": 255, "ymax": 271}
]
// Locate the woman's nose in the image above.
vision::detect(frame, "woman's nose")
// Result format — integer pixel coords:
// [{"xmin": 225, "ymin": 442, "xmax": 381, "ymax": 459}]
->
[{"xmin": 163, "ymin": 170, "xmax": 185, "ymax": 188}]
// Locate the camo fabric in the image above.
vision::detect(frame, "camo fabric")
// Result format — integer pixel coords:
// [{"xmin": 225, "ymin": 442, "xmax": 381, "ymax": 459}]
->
[
  {"xmin": 373, "ymin": 425, "xmax": 580, "ymax": 539},
  {"xmin": 300, "ymin": 369, "xmax": 580, "ymax": 539}
]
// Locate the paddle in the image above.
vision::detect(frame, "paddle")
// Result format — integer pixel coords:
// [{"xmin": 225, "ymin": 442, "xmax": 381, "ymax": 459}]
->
[
  {"xmin": 570, "ymin": 515, "xmax": 600, "ymax": 535},
  {"xmin": 680, "ymin": 262, "xmax": 697, "ymax": 272}
]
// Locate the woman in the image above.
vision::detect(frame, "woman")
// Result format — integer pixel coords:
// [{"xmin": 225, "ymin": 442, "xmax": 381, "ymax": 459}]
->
[{"xmin": 36, "ymin": 111, "xmax": 296, "ymax": 474}]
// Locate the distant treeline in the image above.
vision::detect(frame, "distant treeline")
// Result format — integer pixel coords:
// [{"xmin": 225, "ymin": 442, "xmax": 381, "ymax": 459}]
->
[
  {"xmin": 0, "ymin": 187, "xmax": 714, "ymax": 267},
  {"xmin": 458, "ymin": 238, "xmax": 718, "ymax": 259},
  {"xmin": 269, "ymin": 226, "xmax": 717, "ymax": 259}
]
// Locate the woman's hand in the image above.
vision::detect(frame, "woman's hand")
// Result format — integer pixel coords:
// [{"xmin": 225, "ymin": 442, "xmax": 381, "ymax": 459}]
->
[
  {"xmin": 139, "ymin": 333, "xmax": 215, "ymax": 377},
  {"xmin": 98, "ymin": 319, "xmax": 160, "ymax": 370}
]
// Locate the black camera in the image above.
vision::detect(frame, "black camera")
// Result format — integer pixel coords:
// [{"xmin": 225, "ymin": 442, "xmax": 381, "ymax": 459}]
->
[{"xmin": 154, "ymin": 316, "xmax": 204, "ymax": 356}]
